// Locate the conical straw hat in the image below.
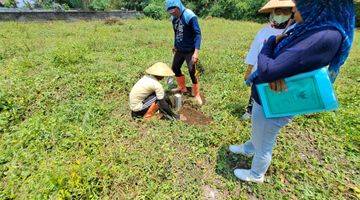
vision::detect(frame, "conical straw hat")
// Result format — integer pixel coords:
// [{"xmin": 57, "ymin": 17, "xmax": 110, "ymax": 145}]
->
[
  {"xmin": 259, "ymin": 0, "xmax": 295, "ymax": 13},
  {"xmin": 146, "ymin": 62, "xmax": 175, "ymax": 77}
]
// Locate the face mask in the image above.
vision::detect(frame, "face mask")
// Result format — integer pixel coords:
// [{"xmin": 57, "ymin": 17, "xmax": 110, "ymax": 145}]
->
[{"xmin": 270, "ymin": 13, "xmax": 291, "ymax": 24}]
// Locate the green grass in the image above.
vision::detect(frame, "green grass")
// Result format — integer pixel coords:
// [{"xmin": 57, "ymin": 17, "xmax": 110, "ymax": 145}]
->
[{"xmin": 0, "ymin": 18, "xmax": 359, "ymax": 199}]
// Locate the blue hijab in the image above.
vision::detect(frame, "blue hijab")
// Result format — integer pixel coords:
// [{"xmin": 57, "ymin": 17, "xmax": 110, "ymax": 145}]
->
[
  {"xmin": 165, "ymin": 0, "xmax": 196, "ymax": 24},
  {"xmin": 275, "ymin": 0, "xmax": 355, "ymax": 83}
]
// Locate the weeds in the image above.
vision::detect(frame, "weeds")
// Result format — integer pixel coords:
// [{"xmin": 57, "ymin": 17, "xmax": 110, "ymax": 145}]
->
[{"xmin": 0, "ymin": 19, "xmax": 359, "ymax": 199}]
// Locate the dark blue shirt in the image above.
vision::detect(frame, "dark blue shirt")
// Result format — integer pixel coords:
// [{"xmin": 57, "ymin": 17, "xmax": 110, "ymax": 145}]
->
[
  {"xmin": 172, "ymin": 15, "xmax": 201, "ymax": 52},
  {"xmin": 252, "ymin": 28, "xmax": 343, "ymax": 105}
]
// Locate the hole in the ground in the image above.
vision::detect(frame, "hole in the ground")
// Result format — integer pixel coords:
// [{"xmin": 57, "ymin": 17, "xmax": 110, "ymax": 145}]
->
[{"xmin": 179, "ymin": 102, "xmax": 212, "ymax": 126}]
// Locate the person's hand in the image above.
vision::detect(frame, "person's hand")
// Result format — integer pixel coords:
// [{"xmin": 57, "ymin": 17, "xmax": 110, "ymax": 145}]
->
[
  {"xmin": 269, "ymin": 79, "xmax": 287, "ymax": 92},
  {"xmin": 192, "ymin": 50, "xmax": 199, "ymax": 64},
  {"xmin": 244, "ymin": 65, "xmax": 253, "ymax": 81},
  {"xmin": 180, "ymin": 114, "xmax": 187, "ymax": 121},
  {"xmin": 172, "ymin": 47, "xmax": 177, "ymax": 54},
  {"xmin": 276, "ymin": 34, "xmax": 287, "ymax": 44}
]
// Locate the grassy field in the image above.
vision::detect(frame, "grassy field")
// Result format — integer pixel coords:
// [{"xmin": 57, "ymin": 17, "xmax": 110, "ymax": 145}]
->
[{"xmin": 0, "ymin": 18, "xmax": 359, "ymax": 199}]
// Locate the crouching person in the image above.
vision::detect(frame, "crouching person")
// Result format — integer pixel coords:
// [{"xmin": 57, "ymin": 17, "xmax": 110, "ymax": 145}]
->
[{"xmin": 129, "ymin": 62, "xmax": 183, "ymax": 121}]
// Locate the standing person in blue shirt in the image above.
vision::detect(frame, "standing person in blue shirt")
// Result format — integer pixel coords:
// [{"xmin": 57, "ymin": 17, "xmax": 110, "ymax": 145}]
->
[
  {"xmin": 229, "ymin": 0, "xmax": 355, "ymax": 183},
  {"xmin": 165, "ymin": 0, "xmax": 203, "ymax": 105}
]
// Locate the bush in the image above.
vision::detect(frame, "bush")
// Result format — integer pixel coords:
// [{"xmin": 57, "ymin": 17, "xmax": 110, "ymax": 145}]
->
[
  {"xmin": 67, "ymin": 0, "xmax": 84, "ymax": 9},
  {"xmin": 121, "ymin": 0, "xmax": 150, "ymax": 11},
  {"xmin": 110, "ymin": 0, "xmax": 268, "ymax": 21},
  {"xmin": 56, "ymin": 0, "xmax": 81, "ymax": 8},
  {"xmin": 183, "ymin": 0, "xmax": 216, "ymax": 16},
  {"xmin": 208, "ymin": 0, "xmax": 267, "ymax": 20},
  {"xmin": 4, "ymin": 0, "xmax": 17, "ymax": 8},
  {"xmin": 89, "ymin": 0, "xmax": 109, "ymax": 11},
  {"xmin": 143, "ymin": 3, "xmax": 166, "ymax": 20}
]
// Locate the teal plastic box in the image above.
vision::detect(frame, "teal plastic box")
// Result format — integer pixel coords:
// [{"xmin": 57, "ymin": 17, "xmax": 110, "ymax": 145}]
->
[{"xmin": 256, "ymin": 68, "xmax": 338, "ymax": 118}]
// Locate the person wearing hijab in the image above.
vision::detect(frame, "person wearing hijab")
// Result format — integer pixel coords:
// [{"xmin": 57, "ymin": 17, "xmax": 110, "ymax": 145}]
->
[
  {"xmin": 129, "ymin": 62, "xmax": 185, "ymax": 121},
  {"xmin": 230, "ymin": 0, "xmax": 355, "ymax": 183},
  {"xmin": 241, "ymin": 0, "xmax": 295, "ymax": 121},
  {"xmin": 165, "ymin": 0, "xmax": 203, "ymax": 105}
]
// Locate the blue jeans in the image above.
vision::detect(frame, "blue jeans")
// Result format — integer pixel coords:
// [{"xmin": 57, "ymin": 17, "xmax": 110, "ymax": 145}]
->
[{"xmin": 242, "ymin": 101, "xmax": 292, "ymax": 178}]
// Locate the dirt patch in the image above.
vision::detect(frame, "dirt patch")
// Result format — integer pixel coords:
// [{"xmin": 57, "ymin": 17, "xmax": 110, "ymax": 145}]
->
[
  {"xmin": 179, "ymin": 104, "xmax": 212, "ymax": 126},
  {"xmin": 104, "ymin": 17, "xmax": 125, "ymax": 26},
  {"xmin": 104, "ymin": 91, "xmax": 121, "ymax": 102},
  {"xmin": 202, "ymin": 185, "xmax": 222, "ymax": 200},
  {"xmin": 167, "ymin": 88, "xmax": 211, "ymax": 125}
]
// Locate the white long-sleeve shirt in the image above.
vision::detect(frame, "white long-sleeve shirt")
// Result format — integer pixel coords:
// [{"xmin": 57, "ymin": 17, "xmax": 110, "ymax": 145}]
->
[
  {"xmin": 245, "ymin": 25, "xmax": 285, "ymax": 73},
  {"xmin": 129, "ymin": 75, "xmax": 165, "ymax": 112}
]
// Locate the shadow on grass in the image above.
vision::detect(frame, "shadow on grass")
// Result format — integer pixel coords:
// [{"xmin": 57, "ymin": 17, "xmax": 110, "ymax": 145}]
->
[
  {"xmin": 225, "ymin": 103, "xmax": 248, "ymax": 120},
  {"xmin": 215, "ymin": 145, "xmax": 252, "ymax": 181}
]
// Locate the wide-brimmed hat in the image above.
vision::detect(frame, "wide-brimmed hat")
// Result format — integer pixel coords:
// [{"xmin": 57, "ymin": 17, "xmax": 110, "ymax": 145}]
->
[
  {"xmin": 146, "ymin": 62, "xmax": 175, "ymax": 77},
  {"xmin": 259, "ymin": 0, "xmax": 295, "ymax": 13}
]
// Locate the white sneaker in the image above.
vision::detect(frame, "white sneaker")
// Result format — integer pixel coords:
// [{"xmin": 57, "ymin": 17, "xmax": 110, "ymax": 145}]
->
[
  {"xmin": 229, "ymin": 145, "xmax": 254, "ymax": 157},
  {"xmin": 234, "ymin": 169, "xmax": 264, "ymax": 183},
  {"xmin": 241, "ymin": 112, "xmax": 251, "ymax": 120}
]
